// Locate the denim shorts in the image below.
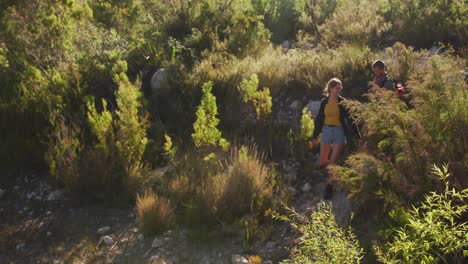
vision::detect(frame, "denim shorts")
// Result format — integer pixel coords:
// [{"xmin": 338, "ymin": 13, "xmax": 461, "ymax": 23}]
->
[{"xmin": 321, "ymin": 125, "xmax": 346, "ymax": 144}]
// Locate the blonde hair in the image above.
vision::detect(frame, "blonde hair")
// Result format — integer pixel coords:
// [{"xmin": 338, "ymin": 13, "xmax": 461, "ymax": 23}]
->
[{"xmin": 324, "ymin": 78, "xmax": 342, "ymax": 96}]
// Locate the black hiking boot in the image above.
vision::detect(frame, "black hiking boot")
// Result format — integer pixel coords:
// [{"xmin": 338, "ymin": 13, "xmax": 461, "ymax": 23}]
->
[{"xmin": 323, "ymin": 183, "xmax": 333, "ymax": 200}]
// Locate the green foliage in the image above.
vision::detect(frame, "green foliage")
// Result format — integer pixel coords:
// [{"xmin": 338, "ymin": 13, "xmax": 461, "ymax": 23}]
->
[
  {"xmin": 409, "ymin": 55, "xmax": 467, "ymax": 164},
  {"xmin": 300, "ymin": 107, "xmax": 314, "ymax": 141},
  {"xmin": 382, "ymin": 0, "xmax": 468, "ymax": 48},
  {"xmin": 239, "ymin": 74, "xmax": 272, "ymax": 124},
  {"xmin": 288, "ymin": 107, "xmax": 315, "ymax": 161},
  {"xmin": 226, "ymin": 13, "xmax": 271, "ymax": 58},
  {"xmin": 46, "ymin": 117, "xmax": 82, "ymax": 189},
  {"xmin": 86, "ymin": 98, "xmax": 113, "ymax": 155},
  {"xmin": 297, "ymin": 0, "xmax": 338, "ymax": 37},
  {"xmin": 89, "ymin": 0, "xmax": 139, "ymax": 34},
  {"xmin": 329, "ymin": 153, "xmax": 403, "ymax": 211},
  {"xmin": 318, "ymin": 0, "xmax": 390, "ymax": 47},
  {"xmin": 115, "ymin": 79, "xmax": 149, "ymax": 178},
  {"xmin": 272, "ymin": 202, "xmax": 364, "ymax": 264},
  {"xmin": 376, "ymin": 165, "xmax": 468, "ymax": 264},
  {"xmin": 163, "ymin": 133, "xmax": 177, "ymax": 164},
  {"xmin": 192, "ymin": 81, "xmax": 223, "ymax": 148}
]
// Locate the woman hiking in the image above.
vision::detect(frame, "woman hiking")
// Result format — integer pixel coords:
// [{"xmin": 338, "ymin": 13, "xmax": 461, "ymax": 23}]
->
[{"xmin": 310, "ymin": 78, "xmax": 360, "ymax": 199}]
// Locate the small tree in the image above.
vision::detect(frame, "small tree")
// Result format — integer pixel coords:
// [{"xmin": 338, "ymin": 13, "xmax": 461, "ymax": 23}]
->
[
  {"xmin": 163, "ymin": 133, "xmax": 177, "ymax": 164},
  {"xmin": 300, "ymin": 107, "xmax": 314, "ymax": 141},
  {"xmin": 192, "ymin": 81, "xmax": 226, "ymax": 149},
  {"xmin": 115, "ymin": 79, "xmax": 149, "ymax": 178},
  {"xmin": 239, "ymin": 74, "xmax": 272, "ymax": 125}
]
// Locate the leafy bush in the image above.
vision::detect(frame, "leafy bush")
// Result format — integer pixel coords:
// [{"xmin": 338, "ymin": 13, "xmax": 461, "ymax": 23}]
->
[
  {"xmin": 136, "ymin": 191, "xmax": 175, "ymax": 235},
  {"xmin": 239, "ymin": 74, "xmax": 272, "ymax": 125},
  {"xmin": 115, "ymin": 79, "xmax": 149, "ymax": 178},
  {"xmin": 192, "ymin": 81, "xmax": 227, "ymax": 149},
  {"xmin": 381, "ymin": 0, "xmax": 468, "ymax": 48},
  {"xmin": 318, "ymin": 0, "xmax": 390, "ymax": 48},
  {"xmin": 329, "ymin": 153, "xmax": 403, "ymax": 211},
  {"xmin": 46, "ymin": 117, "xmax": 82, "ymax": 190},
  {"xmin": 225, "ymin": 13, "xmax": 271, "ymax": 58},
  {"xmin": 272, "ymin": 202, "xmax": 364, "ymax": 264},
  {"xmin": 375, "ymin": 165, "xmax": 468, "ymax": 264},
  {"xmin": 409, "ymin": 55, "xmax": 467, "ymax": 164}
]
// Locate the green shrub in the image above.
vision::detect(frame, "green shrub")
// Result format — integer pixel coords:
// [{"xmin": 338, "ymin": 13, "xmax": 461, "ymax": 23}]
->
[
  {"xmin": 318, "ymin": 0, "xmax": 390, "ymax": 48},
  {"xmin": 225, "ymin": 13, "xmax": 271, "ymax": 58},
  {"xmin": 409, "ymin": 55, "xmax": 467, "ymax": 164},
  {"xmin": 299, "ymin": 107, "xmax": 314, "ymax": 141},
  {"xmin": 192, "ymin": 81, "xmax": 227, "ymax": 149},
  {"xmin": 381, "ymin": 0, "xmax": 468, "ymax": 48},
  {"xmin": 115, "ymin": 79, "xmax": 149, "ymax": 178},
  {"xmin": 375, "ymin": 165, "xmax": 468, "ymax": 264},
  {"xmin": 297, "ymin": 0, "xmax": 338, "ymax": 38},
  {"xmin": 272, "ymin": 202, "xmax": 364, "ymax": 264},
  {"xmin": 239, "ymin": 74, "xmax": 272, "ymax": 125},
  {"xmin": 46, "ymin": 116, "xmax": 82, "ymax": 190},
  {"xmin": 329, "ymin": 153, "xmax": 403, "ymax": 211}
]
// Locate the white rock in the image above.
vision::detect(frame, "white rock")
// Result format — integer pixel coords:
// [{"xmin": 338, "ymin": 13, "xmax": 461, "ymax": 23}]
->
[
  {"xmin": 47, "ymin": 231, "xmax": 52, "ymax": 237},
  {"xmin": 231, "ymin": 255, "xmax": 248, "ymax": 264},
  {"xmin": 266, "ymin": 241, "xmax": 276, "ymax": 249},
  {"xmin": 47, "ymin": 190, "xmax": 63, "ymax": 201},
  {"xmin": 290, "ymin": 100, "xmax": 302, "ymax": 111},
  {"xmin": 101, "ymin": 235, "xmax": 113, "ymax": 246},
  {"xmin": 150, "ymin": 68, "xmax": 169, "ymax": 91},
  {"xmin": 302, "ymin": 183, "xmax": 312, "ymax": 192},
  {"xmin": 137, "ymin": 234, "xmax": 144, "ymax": 241},
  {"xmin": 200, "ymin": 256, "xmax": 211, "ymax": 264},
  {"xmin": 0, "ymin": 189, "xmax": 5, "ymax": 199},
  {"xmin": 306, "ymin": 100, "xmax": 322, "ymax": 118},
  {"xmin": 152, "ymin": 238, "xmax": 164, "ymax": 248},
  {"xmin": 97, "ymin": 226, "xmax": 111, "ymax": 235},
  {"xmin": 16, "ymin": 243, "xmax": 25, "ymax": 251}
]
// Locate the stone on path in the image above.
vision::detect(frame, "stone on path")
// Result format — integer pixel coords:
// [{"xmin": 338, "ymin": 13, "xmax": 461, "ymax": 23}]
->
[
  {"xmin": 301, "ymin": 182, "xmax": 312, "ymax": 192},
  {"xmin": 231, "ymin": 254, "xmax": 248, "ymax": 264},
  {"xmin": 97, "ymin": 226, "xmax": 111, "ymax": 235},
  {"xmin": 101, "ymin": 236, "xmax": 113, "ymax": 246},
  {"xmin": 152, "ymin": 238, "xmax": 164, "ymax": 248}
]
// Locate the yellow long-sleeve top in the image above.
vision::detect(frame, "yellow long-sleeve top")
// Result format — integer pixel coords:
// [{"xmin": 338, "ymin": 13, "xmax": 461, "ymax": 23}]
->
[{"xmin": 324, "ymin": 100, "xmax": 342, "ymax": 126}]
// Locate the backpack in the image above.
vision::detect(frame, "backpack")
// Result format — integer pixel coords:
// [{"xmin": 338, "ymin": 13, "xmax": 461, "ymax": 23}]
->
[{"xmin": 378, "ymin": 74, "xmax": 396, "ymax": 90}]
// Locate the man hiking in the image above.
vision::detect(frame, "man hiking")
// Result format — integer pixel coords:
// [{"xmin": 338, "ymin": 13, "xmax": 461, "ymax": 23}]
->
[{"xmin": 371, "ymin": 60, "xmax": 395, "ymax": 91}]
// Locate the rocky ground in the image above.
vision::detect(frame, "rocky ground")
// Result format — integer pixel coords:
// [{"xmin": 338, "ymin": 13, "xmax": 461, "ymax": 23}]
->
[{"xmin": 0, "ymin": 155, "xmax": 354, "ymax": 264}]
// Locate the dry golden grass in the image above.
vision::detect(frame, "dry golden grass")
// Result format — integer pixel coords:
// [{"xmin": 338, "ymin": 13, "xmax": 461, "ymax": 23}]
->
[
  {"xmin": 136, "ymin": 191, "xmax": 175, "ymax": 235},
  {"xmin": 217, "ymin": 145, "xmax": 273, "ymax": 219}
]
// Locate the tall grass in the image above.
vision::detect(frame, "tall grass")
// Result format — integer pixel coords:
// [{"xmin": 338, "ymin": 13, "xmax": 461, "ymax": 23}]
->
[
  {"xmin": 217, "ymin": 145, "xmax": 273, "ymax": 220},
  {"xmin": 136, "ymin": 191, "xmax": 175, "ymax": 235}
]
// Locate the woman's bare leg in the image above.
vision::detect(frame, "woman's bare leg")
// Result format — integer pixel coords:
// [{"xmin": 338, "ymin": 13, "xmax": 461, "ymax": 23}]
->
[
  {"xmin": 319, "ymin": 143, "xmax": 332, "ymax": 168},
  {"xmin": 329, "ymin": 144, "xmax": 345, "ymax": 165}
]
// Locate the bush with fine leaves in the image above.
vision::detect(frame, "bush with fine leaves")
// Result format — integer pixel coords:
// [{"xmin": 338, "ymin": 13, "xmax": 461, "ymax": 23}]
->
[
  {"xmin": 273, "ymin": 202, "xmax": 364, "ymax": 264},
  {"xmin": 376, "ymin": 165, "xmax": 468, "ymax": 264}
]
